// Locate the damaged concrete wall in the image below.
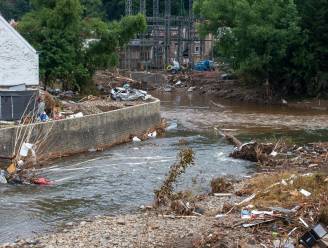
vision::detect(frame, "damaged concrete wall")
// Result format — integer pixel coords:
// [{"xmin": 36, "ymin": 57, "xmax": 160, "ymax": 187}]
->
[{"xmin": 0, "ymin": 100, "xmax": 160, "ymax": 165}]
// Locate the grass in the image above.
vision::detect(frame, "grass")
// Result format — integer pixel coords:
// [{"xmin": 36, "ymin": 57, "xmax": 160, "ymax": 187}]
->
[
  {"xmin": 244, "ymin": 172, "xmax": 328, "ymax": 209},
  {"xmin": 210, "ymin": 177, "xmax": 233, "ymax": 193}
]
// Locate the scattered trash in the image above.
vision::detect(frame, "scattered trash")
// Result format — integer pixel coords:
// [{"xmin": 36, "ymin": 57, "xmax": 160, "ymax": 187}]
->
[
  {"xmin": 32, "ymin": 177, "xmax": 52, "ymax": 185},
  {"xmin": 39, "ymin": 112, "xmax": 49, "ymax": 122},
  {"xmin": 300, "ymin": 189, "xmax": 312, "ymax": 197},
  {"xmin": 148, "ymin": 131, "xmax": 157, "ymax": 138},
  {"xmin": 175, "ymin": 80, "xmax": 182, "ymax": 86},
  {"xmin": 19, "ymin": 143, "xmax": 34, "ymax": 157},
  {"xmin": 241, "ymin": 209, "xmax": 251, "ymax": 219},
  {"xmin": 300, "ymin": 223, "xmax": 328, "ymax": 248},
  {"xmin": 0, "ymin": 170, "xmax": 7, "ymax": 184},
  {"xmin": 187, "ymin": 86, "xmax": 197, "ymax": 92},
  {"xmin": 270, "ymin": 151, "xmax": 278, "ymax": 157},
  {"xmin": 67, "ymin": 112, "xmax": 84, "ymax": 119},
  {"xmin": 111, "ymin": 86, "xmax": 150, "ymax": 101},
  {"xmin": 215, "ymin": 214, "xmax": 226, "ymax": 218},
  {"xmin": 132, "ymin": 137, "xmax": 141, "ymax": 142}
]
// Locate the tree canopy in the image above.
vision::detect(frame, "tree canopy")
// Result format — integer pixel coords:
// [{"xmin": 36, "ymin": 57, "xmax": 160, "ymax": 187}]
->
[
  {"xmin": 194, "ymin": 0, "xmax": 328, "ymax": 97},
  {"xmin": 17, "ymin": 0, "xmax": 146, "ymax": 90}
]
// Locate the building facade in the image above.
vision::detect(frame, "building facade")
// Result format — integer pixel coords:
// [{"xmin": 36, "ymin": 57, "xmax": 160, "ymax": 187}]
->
[{"xmin": 0, "ymin": 15, "xmax": 39, "ymax": 121}]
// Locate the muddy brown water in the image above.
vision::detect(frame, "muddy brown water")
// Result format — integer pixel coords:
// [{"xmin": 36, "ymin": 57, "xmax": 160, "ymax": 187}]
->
[{"xmin": 0, "ymin": 92, "xmax": 328, "ymax": 243}]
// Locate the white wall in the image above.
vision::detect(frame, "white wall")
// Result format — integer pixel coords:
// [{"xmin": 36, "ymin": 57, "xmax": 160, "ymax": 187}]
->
[{"xmin": 0, "ymin": 15, "xmax": 39, "ymax": 87}]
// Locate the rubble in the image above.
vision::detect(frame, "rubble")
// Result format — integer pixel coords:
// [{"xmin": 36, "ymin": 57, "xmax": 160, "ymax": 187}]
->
[{"xmin": 93, "ymin": 70, "xmax": 142, "ymax": 94}]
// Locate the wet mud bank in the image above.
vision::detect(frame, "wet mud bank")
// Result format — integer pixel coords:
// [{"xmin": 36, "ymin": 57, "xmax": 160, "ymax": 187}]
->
[{"xmin": 0, "ymin": 99, "xmax": 161, "ymax": 167}]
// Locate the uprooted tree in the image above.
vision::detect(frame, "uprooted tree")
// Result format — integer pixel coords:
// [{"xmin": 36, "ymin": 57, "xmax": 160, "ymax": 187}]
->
[
  {"xmin": 17, "ymin": 0, "xmax": 147, "ymax": 91},
  {"xmin": 155, "ymin": 148, "xmax": 195, "ymax": 206}
]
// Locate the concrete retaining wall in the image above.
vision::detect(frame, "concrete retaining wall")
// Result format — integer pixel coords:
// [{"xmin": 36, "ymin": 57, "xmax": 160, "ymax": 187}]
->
[{"xmin": 0, "ymin": 99, "xmax": 161, "ymax": 165}]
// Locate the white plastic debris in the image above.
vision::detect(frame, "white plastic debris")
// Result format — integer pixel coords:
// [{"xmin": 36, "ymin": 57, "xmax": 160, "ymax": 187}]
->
[
  {"xmin": 132, "ymin": 137, "xmax": 141, "ymax": 142},
  {"xmin": 300, "ymin": 189, "xmax": 311, "ymax": 197},
  {"xmin": 67, "ymin": 112, "xmax": 84, "ymax": 119},
  {"xmin": 215, "ymin": 214, "xmax": 226, "ymax": 218},
  {"xmin": 0, "ymin": 172, "xmax": 7, "ymax": 184},
  {"xmin": 19, "ymin": 143, "xmax": 34, "ymax": 157},
  {"xmin": 281, "ymin": 179, "xmax": 288, "ymax": 186},
  {"xmin": 187, "ymin": 86, "xmax": 197, "ymax": 92},
  {"xmin": 148, "ymin": 131, "xmax": 157, "ymax": 138},
  {"xmin": 270, "ymin": 151, "xmax": 278, "ymax": 157},
  {"xmin": 175, "ymin": 80, "xmax": 182, "ymax": 86}
]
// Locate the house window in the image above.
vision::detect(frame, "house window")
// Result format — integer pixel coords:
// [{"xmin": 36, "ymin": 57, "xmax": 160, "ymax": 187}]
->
[{"xmin": 195, "ymin": 46, "xmax": 200, "ymax": 54}]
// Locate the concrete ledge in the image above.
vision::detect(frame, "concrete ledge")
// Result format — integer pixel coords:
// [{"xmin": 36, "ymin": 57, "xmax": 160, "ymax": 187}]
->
[{"xmin": 0, "ymin": 99, "xmax": 161, "ymax": 165}]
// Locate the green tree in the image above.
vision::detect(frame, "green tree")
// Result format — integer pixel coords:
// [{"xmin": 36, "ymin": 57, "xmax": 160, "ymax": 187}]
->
[
  {"xmin": 295, "ymin": 0, "xmax": 328, "ymax": 95},
  {"xmin": 0, "ymin": 0, "xmax": 30, "ymax": 20},
  {"xmin": 195, "ymin": 0, "xmax": 302, "ymax": 94},
  {"xmin": 18, "ymin": 0, "xmax": 146, "ymax": 90},
  {"xmin": 194, "ymin": 0, "xmax": 327, "ymax": 97}
]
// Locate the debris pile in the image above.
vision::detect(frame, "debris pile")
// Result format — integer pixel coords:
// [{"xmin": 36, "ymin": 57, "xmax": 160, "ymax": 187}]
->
[
  {"xmin": 231, "ymin": 172, "xmax": 328, "ymax": 247},
  {"xmin": 222, "ymin": 131, "xmax": 328, "ymax": 171},
  {"xmin": 110, "ymin": 83, "xmax": 151, "ymax": 101},
  {"xmin": 93, "ymin": 70, "xmax": 141, "ymax": 94}
]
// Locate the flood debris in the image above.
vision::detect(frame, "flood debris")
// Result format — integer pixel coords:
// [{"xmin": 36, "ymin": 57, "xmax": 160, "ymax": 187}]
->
[
  {"xmin": 110, "ymin": 83, "xmax": 151, "ymax": 101},
  {"xmin": 221, "ymin": 131, "xmax": 328, "ymax": 172},
  {"xmin": 154, "ymin": 148, "xmax": 195, "ymax": 215}
]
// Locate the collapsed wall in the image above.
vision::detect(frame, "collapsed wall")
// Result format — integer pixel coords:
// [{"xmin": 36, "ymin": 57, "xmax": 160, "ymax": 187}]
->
[{"xmin": 0, "ymin": 99, "xmax": 161, "ymax": 166}]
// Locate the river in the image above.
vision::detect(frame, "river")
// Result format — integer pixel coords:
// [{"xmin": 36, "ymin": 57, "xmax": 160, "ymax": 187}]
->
[{"xmin": 0, "ymin": 92, "xmax": 327, "ymax": 243}]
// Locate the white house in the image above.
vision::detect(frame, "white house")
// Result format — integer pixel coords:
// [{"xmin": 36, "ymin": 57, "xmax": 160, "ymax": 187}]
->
[{"xmin": 0, "ymin": 14, "xmax": 39, "ymax": 120}]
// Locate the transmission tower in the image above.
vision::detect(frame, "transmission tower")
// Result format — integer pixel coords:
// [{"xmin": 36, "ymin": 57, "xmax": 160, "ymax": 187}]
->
[
  {"xmin": 164, "ymin": 0, "xmax": 171, "ymax": 66},
  {"xmin": 153, "ymin": 0, "xmax": 159, "ymax": 16},
  {"xmin": 125, "ymin": 0, "xmax": 132, "ymax": 16},
  {"xmin": 140, "ymin": 0, "xmax": 146, "ymax": 15}
]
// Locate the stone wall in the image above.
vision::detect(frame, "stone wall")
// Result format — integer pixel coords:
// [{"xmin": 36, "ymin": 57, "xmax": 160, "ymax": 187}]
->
[{"xmin": 0, "ymin": 99, "xmax": 161, "ymax": 166}]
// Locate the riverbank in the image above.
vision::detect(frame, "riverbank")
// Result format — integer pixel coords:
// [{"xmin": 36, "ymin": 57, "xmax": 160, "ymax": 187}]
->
[
  {"xmin": 122, "ymin": 69, "xmax": 328, "ymax": 109},
  {"xmin": 3, "ymin": 141, "xmax": 327, "ymax": 248}
]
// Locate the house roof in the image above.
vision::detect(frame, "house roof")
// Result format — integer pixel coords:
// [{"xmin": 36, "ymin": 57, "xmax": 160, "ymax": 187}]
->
[{"xmin": 0, "ymin": 14, "xmax": 37, "ymax": 54}]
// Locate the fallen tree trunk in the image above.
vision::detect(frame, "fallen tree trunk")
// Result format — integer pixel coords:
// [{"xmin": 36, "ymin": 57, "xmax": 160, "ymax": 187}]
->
[
  {"xmin": 219, "ymin": 131, "xmax": 242, "ymax": 147},
  {"xmin": 220, "ymin": 131, "xmax": 274, "ymax": 163}
]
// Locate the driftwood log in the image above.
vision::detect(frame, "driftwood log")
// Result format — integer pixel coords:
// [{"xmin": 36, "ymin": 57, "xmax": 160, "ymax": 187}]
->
[{"xmin": 220, "ymin": 131, "xmax": 274, "ymax": 162}]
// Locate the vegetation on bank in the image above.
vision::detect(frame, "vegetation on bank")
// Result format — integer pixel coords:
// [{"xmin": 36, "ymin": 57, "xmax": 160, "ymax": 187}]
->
[
  {"xmin": 1, "ymin": 0, "xmax": 146, "ymax": 91},
  {"xmin": 194, "ymin": 0, "xmax": 328, "ymax": 97}
]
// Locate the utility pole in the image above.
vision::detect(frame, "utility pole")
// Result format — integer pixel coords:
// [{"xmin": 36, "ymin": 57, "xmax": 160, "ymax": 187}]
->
[
  {"xmin": 164, "ymin": 0, "xmax": 171, "ymax": 67},
  {"xmin": 152, "ymin": 0, "xmax": 160, "ymax": 69},
  {"xmin": 125, "ymin": 0, "xmax": 132, "ymax": 70},
  {"xmin": 188, "ymin": 0, "xmax": 194, "ymax": 69},
  {"xmin": 140, "ymin": 0, "xmax": 146, "ymax": 15},
  {"xmin": 125, "ymin": 0, "xmax": 132, "ymax": 16}
]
